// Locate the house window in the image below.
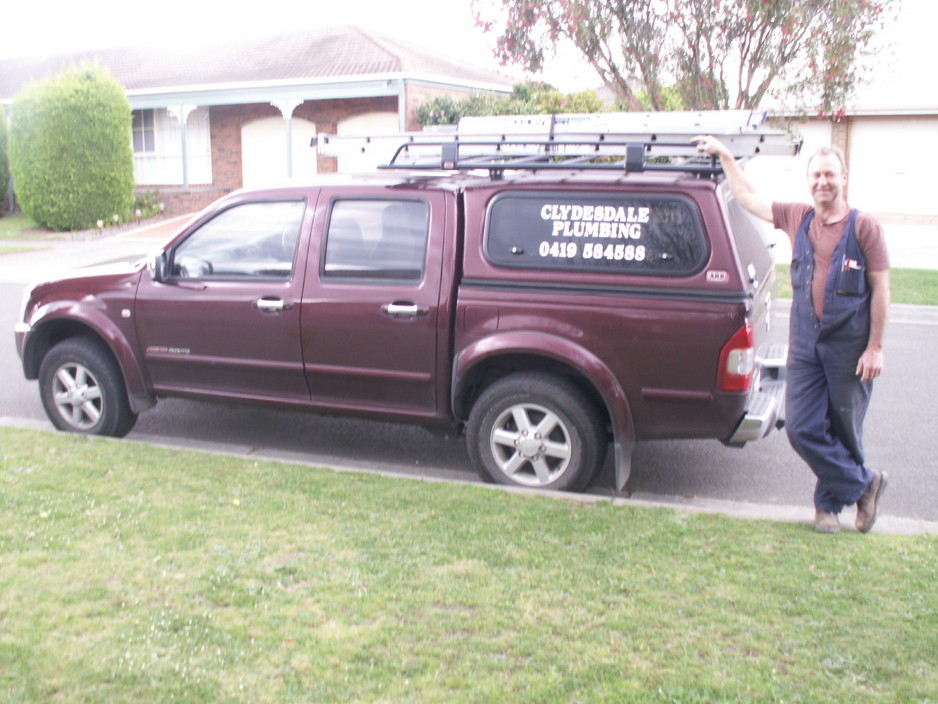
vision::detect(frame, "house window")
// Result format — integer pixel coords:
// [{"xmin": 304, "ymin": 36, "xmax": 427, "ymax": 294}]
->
[
  {"xmin": 132, "ymin": 110, "xmax": 155, "ymax": 152},
  {"xmin": 131, "ymin": 107, "xmax": 212, "ymax": 186}
]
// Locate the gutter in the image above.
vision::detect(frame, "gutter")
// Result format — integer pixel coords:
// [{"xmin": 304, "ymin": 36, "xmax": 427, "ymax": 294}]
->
[{"xmin": 124, "ymin": 72, "xmax": 512, "ymax": 110}]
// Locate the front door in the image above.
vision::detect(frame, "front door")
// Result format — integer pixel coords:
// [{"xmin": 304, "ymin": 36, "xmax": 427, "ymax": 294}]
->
[{"xmin": 135, "ymin": 198, "xmax": 312, "ymax": 401}]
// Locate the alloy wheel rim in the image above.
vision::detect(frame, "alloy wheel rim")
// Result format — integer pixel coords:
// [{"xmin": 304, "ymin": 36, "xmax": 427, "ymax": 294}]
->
[
  {"xmin": 52, "ymin": 362, "xmax": 104, "ymax": 430},
  {"xmin": 489, "ymin": 402, "xmax": 572, "ymax": 487}
]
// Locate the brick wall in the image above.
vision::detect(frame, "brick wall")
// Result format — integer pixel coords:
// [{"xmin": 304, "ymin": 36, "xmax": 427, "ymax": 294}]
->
[
  {"xmin": 138, "ymin": 186, "xmax": 228, "ymax": 217},
  {"xmin": 209, "ymin": 103, "xmax": 281, "ymax": 195}
]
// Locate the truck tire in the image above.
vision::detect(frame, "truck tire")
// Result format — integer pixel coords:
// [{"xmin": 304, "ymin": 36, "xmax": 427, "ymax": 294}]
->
[
  {"xmin": 467, "ymin": 372, "xmax": 606, "ymax": 492},
  {"xmin": 39, "ymin": 337, "xmax": 137, "ymax": 438}
]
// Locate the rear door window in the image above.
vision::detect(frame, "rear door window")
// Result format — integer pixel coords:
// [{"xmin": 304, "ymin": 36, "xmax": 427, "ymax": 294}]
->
[
  {"xmin": 485, "ymin": 192, "xmax": 707, "ymax": 276},
  {"xmin": 322, "ymin": 199, "xmax": 430, "ymax": 281}
]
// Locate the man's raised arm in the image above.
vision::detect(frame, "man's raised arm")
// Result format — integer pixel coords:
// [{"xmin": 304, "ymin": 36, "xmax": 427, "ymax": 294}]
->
[{"xmin": 692, "ymin": 135, "xmax": 774, "ymax": 223}]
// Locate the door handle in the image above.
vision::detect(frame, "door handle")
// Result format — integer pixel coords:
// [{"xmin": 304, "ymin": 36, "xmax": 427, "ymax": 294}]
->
[
  {"xmin": 382, "ymin": 302, "xmax": 428, "ymax": 317},
  {"xmin": 255, "ymin": 297, "xmax": 291, "ymax": 313}
]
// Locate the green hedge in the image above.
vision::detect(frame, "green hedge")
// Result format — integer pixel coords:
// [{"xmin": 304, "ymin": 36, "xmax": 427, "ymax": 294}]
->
[
  {"xmin": 0, "ymin": 112, "xmax": 9, "ymax": 214},
  {"xmin": 416, "ymin": 82, "xmax": 608, "ymax": 126},
  {"xmin": 9, "ymin": 63, "xmax": 134, "ymax": 231}
]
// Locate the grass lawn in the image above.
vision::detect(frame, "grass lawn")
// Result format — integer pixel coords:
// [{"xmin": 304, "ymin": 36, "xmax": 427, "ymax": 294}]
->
[
  {"xmin": 0, "ymin": 213, "xmax": 49, "ymax": 240},
  {"xmin": 0, "ymin": 245, "xmax": 45, "ymax": 255},
  {"xmin": 2, "ymin": 427, "xmax": 936, "ymax": 703},
  {"xmin": 775, "ymin": 264, "xmax": 938, "ymax": 305},
  {"xmin": 0, "ymin": 213, "xmax": 56, "ymax": 255}
]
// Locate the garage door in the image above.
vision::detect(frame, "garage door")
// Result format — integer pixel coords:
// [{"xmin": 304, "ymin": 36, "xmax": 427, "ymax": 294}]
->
[
  {"xmin": 336, "ymin": 112, "xmax": 400, "ymax": 173},
  {"xmin": 241, "ymin": 116, "xmax": 317, "ymax": 189},
  {"xmin": 848, "ymin": 117, "xmax": 938, "ymax": 217}
]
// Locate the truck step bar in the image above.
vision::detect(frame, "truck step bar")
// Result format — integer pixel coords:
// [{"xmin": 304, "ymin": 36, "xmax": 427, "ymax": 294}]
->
[{"xmin": 317, "ymin": 110, "xmax": 801, "ymax": 178}]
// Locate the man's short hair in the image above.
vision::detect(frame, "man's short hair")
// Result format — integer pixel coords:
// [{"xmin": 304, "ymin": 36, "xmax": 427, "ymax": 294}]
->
[{"xmin": 808, "ymin": 145, "xmax": 847, "ymax": 173}]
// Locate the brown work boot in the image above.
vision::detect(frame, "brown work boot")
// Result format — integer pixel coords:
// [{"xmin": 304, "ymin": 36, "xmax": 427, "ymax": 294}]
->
[
  {"xmin": 856, "ymin": 470, "xmax": 888, "ymax": 533},
  {"xmin": 814, "ymin": 510, "xmax": 841, "ymax": 534}
]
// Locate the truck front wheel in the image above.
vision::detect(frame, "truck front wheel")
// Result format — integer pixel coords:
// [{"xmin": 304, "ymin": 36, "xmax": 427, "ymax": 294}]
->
[
  {"xmin": 466, "ymin": 372, "xmax": 606, "ymax": 492},
  {"xmin": 39, "ymin": 337, "xmax": 137, "ymax": 438}
]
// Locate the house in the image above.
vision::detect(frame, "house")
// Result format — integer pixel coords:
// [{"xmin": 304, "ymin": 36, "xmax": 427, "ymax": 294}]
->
[{"xmin": 0, "ymin": 26, "xmax": 513, "ymax": 214}]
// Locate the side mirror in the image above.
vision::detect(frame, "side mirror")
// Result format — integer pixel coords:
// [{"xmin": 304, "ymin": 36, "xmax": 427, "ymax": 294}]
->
[{"xmin": 149, "ymin": 251, "xmax": 169, "ymax": 283}]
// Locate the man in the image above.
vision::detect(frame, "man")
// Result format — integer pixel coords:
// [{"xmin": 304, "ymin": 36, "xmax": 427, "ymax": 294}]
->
[{"xmin": 694, "ymin": 136, "xmax": 890, "ymax": 534}]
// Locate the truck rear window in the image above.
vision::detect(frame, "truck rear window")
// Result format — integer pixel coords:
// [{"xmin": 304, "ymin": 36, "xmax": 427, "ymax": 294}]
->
[{"xmin": 484, "ymin": 192, "xmax": 707, "ymax": 276}]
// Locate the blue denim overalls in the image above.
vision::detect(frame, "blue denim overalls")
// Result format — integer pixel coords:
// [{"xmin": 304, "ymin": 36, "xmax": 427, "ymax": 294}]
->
[{"xmin": 785, "ymin": 209, "xmax": 874, "ymax": 513}]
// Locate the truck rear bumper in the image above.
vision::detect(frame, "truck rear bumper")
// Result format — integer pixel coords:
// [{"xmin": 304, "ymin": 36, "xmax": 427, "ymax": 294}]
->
[{"xmin": 726, "ymin": 343, "xmax": 787, "ymax": 446}]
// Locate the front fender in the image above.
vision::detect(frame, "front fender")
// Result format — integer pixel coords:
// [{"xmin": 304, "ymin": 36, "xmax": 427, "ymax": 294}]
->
[
  {"xmin": 21, "ymin": 301, "xmax": 154, "ymax": 413},
  {"xmin": 453, "ymin": 331, "xmax": 635, "ymax": 491}
]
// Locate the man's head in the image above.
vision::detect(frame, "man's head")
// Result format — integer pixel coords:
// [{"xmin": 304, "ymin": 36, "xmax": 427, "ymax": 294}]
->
[{"xmin": 807, "ymin": 146, "xmax": 848, "ymax": 210}]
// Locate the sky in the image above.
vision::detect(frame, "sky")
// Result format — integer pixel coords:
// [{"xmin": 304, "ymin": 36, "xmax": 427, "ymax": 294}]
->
[
  {"xmin": 1, "ymin": 0, "xmax": 934, "ymax": 107},
  {"xmin": 1, "ymin": 0, "xmax": 484, "ymax": 55}
]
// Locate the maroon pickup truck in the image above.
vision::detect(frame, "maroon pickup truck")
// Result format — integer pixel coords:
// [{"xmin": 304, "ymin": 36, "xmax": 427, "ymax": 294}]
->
[{"xmin": 15, "ymin": 134, "xmax": 787, "ymax": 492}]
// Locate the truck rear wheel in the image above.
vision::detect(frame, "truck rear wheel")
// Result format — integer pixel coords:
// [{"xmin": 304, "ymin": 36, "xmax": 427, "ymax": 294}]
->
[
  {"xmin": 467, "ymin": 372, "xmax": 606, "ymax": 492},
  {"xmin": 39, "ymin": 337, "xmax": 137, "ymax": 438}
]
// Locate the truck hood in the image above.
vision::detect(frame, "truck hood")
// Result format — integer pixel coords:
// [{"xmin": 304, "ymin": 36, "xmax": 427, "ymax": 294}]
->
[
  {"xmin": 30, "ymin": 254, "xmax": 149, "ymax": 285},
  {"xmin": 21, "ymin": 258, "xmax": 147, "ymax": 326}
]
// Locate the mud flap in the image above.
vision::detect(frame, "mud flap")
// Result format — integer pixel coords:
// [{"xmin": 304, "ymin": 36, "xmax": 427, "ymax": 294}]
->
[{"xmin": 614, "ymin": 438, "xmax": 634, "ymax": 493}]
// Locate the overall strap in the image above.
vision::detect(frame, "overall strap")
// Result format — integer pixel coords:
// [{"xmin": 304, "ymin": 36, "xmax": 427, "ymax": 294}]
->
[{"xmin": 792, "ymin": 208, "xmax": 816, "ymax": 260}]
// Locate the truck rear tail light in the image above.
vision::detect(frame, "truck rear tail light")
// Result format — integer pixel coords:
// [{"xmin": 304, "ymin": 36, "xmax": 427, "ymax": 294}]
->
[{"xmin": 717, "ymin": 323, "xmax": 755, "ymax": 392}]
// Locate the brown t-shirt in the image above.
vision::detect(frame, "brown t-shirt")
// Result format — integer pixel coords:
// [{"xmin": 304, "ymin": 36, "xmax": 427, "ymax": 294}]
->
[{"xmin": 772, "ymin": 202, "xmax": 890, "ymax": 319}]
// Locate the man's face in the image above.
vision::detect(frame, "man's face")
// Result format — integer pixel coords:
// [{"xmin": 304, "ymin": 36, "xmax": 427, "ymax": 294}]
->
[{"xmin": 808, "ymin": 153, "xmax": 847, "ymax": 208}]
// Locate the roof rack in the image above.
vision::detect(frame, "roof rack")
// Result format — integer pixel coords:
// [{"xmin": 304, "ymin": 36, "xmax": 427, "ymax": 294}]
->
[{"xmin": 316, "ymin": 110, "xmax": 801, "ymax": 179}]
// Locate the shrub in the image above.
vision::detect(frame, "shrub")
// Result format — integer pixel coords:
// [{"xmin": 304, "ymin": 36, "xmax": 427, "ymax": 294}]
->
[
  {"xmin": 416, "ymin": 82, "xmax": 608, "ymax": 126},
  {"xmin": 0, "ymin": 113, "xmax": 9, "ymax": 214},
  {"xmin": 9, "ymin": 62, "xmax": 135, "ymax": 231},
  {"xmin": 132, "ymin": 190, "xmax": 164, "ymax": 219}
]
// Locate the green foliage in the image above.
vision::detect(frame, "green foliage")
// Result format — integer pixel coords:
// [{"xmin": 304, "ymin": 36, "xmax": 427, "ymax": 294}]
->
[
  {"xmin": 0, "ymin": 112, "xmax": 9, "ymax": 214},
  {"xmin": 132, "ymin": 190, "xmax": 164, "ymax": 219},
  {"xmin": 636, "ymin": 84, "xmax": 685, "ymax": 112},
  {"xmin": 8, "ymin": 62, "xmax": 135, "ymax": 231},
  {"xmin": 416, "ymin": 93, "xmax": 502, "ymax": 125},
  {"xmin": 417, "ymin": 82, "xmax": 607, "ymax": 126}
]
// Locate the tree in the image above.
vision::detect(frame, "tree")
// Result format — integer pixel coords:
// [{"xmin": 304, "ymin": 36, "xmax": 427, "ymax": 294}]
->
[
  {"xmin": 473, "ymin": 0, "xmax": 896, "ymax": 114},
  {"xmin": 417, "ymin": 82, "xmax": 608, "ymax": 126},
  {"xmin": 9, "ymin": 63, "xmax": 135, "ymax": 231}
]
